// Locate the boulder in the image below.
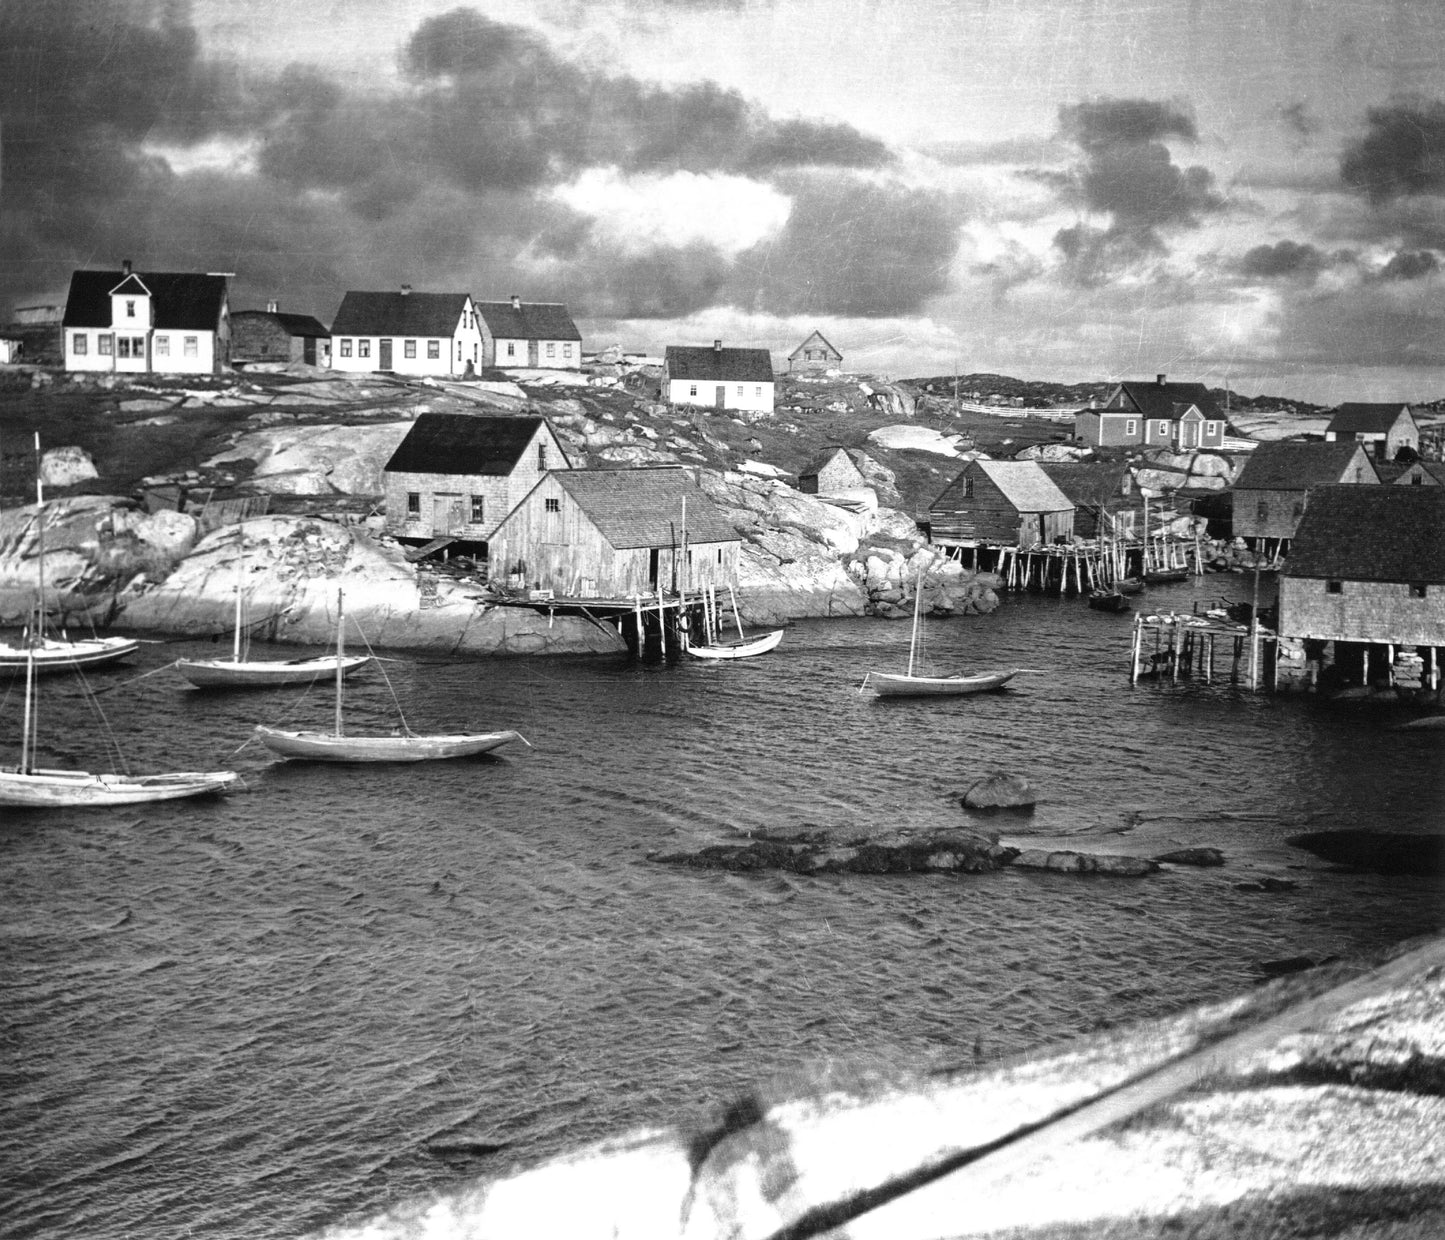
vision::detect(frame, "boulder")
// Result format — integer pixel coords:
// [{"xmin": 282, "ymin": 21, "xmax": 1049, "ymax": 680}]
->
[
  {"xmin": 1009, "ymin": 850, "xmax": 1160, "ymax": 876},
  {"xmin": 865, "ymin": 425, "xmax": 969, "ymax": 456},
  {"xmin": 962, "ymin": 772, "xmax": 1037, "ymax": 811},
  {"xmin": 1153, "ymin": 847, "xmax": 1226, "ymax": 867},
  {"xmin": 40, "ymin": 445, "xmax": 99, "ymax": 486}
]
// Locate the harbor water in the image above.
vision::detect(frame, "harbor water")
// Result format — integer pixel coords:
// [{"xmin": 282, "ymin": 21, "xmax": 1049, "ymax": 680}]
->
[{"xmin": 2, "ymin": 575, "xmax": 1441, "ymax": 1238}]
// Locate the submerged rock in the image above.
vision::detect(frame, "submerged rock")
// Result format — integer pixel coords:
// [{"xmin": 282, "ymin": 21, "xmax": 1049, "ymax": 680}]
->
[
  {"xmin": 1153, "ymin": 847, "xmax": 1226, "ymax": 867},
  {"xmin": 651, "ymin": 828, "xmax": 1015, "ymax": 875},
  {"xmin": 1010, "ymin": 850, "xmax": 1159, "ymax": 876},
  {"xmin": 961, "ymin": 772, "xmax": 1037, "ymax": 812}
]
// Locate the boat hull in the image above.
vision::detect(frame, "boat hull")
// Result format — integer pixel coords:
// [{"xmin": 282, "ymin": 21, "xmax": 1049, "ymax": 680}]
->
[
  {"xmin": 686, "ymin": 630, "xmax": 784, "ymax": 660},
  {"xmin": 253, "ymin": 725, "xmax": 524, "ymax": 762},
  {"xmin": 864, "ymin": 669, "xmax": 1018, "ymax": 697},
  {"xmin": 0, "ymin": 767, "xmax": 240, "ymax": 807},
  {"xmin": 0, "ymin": 636, "xmax": 140, "ymax": 674},
  {"xmin": 1087, "ymin": 591, "xmax": 1130, "ymax": 613},
  {"xmin": 177, "ymin": 654, "xmax": 373, "ymax": 688}
]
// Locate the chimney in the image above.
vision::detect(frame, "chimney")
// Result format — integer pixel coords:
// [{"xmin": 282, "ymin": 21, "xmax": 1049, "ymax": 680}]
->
[
  {"xmin": 266, "ymin": 299, "xmax": 278, "ymax": 313},
  {"xmin": 510, "ymin": 294, "xmax": 521, "ymax": 310},
  {"xmin": 122, "ymin": 259, "xmax": 132, "ymax": 276},
  {"xmin": 400, "ymin": 284, "xmax": 412, "ymax": 296},
  {"xmin": 713, "ymin": 339, "xmax": 722, "ymax": 352},
  {"xmin": 1156, "ymin": 373, "xmax": 1166, "ymax": 386}
]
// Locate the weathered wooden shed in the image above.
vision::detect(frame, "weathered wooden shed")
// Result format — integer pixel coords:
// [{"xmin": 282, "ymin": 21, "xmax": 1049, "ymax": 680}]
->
[
  {"xmin": 1231, "ymin": 440, "xmax": 1378, "ymax": 545},
  {"xmin": 797, "ymin": 447, "xmax": 867, "ymax": 495},
  {"xmin": 787, "ymin": 330, "xmax": 843, "ymax": 374},
  {"xmin": 231, "ymin": 305, "xmax": 331, "ymax": 366},
  {"xmin": 929, "ymin": 459, "xmax": 1074, "ymax": 548},
  {"xmin": 1038, "ymin": 461, "xmax": 1136, "ymax": 539},
  {"xmin": 489, "ymin": 467, "xmax": 741, "ymax": 598},
  {"xmin": 1324, "ymin": 403, "xmax": 1420, "ymax": 460},
  {"xmin": 1277, "ymin": 485, "xmax": 1445, "ymax": 690},
  {"xmin": 382, "ymin": 413, "xmax": 570, "ymax": 546}
]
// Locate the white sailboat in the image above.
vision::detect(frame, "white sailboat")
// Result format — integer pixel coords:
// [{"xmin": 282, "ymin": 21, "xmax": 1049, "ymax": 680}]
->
[
  {"xmin": 176, "ymin": 526, "xmax": 372, "ymax": 688},
  {"xmin": 861, "ymin": 568, "xmax": 1021, "ymax": 697},
  {"xmin": 0, "ymin": 433, "xmax": 139, "ymax": 674},
  {"xmin": 253, "ymin": 589, "xmax": 527, "ymax": 762},
  {"xmin": 0, "ymin": 604, "xmax": 240, "ymax": 808}
]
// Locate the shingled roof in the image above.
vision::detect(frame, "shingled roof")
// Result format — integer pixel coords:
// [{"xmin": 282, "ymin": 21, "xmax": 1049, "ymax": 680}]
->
[
  {"xmin": 665, "ymin": 344, "xmax": 774, "ymax": 384},
  {"xmin": 476, "ymin": 300, "xmax": 581, "ymax": 341},
  {"xmin": 1038, "ymin": 461, "xmax": 1132, "ymax": 506},
  {"xmin": 1326, "ymin": 402, "xmax": 1416, "ymax": 435},
  {"xmin": 233, "ymin": 309, "xmax": 330, "ymax": 337},
  {"xmin": 331, "ymin": 291, "xmax": 470, "ymax": 338},
  {"xmin": 1285, "ymin": 486, "xmax": 1445, "ymax": 583},
  {"xmin": 384, "ymin": 413, "xmax": 549, "ymax": 476},
  {"xmin": 1115, "ymin": 378, "xmax": 1221, "ymax": 422},
  {"xmin": 933, "ymin": 460, "xmax": 1074, "ymax": 513},
  {"xmin": 554, "ymin": 469, "xmax": 738, "ymax": 549},
  {"xmin": 1233, "ymin": 440, "xmax": 1377, "ymax": 490},
  {"xmin": 62, "ymin": 270, "xmax": 228, "ymax": 331}
]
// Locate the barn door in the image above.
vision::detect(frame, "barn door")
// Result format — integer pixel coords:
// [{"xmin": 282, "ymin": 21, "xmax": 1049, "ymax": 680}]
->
[{"xmin": 379, "ymin": 339, "xmax": 393, "ymax": 370}]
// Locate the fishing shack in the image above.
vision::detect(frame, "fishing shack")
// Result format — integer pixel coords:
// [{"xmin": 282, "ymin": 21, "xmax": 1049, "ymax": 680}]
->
[{"xmin": 1230, "ymin": 440, "xmax": 1378, "ymax": 554}]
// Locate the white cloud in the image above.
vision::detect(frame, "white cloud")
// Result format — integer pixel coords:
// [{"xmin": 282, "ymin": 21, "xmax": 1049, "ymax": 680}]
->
[
  {"xmin": 551, "ymin": 167, "xmax": 791, "ymax": 256},
  {"xmin": 143, "ymin": 136, "xmax": 260, "ymax": 177}
]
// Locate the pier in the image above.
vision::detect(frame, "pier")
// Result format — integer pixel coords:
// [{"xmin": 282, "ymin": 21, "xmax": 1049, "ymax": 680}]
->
[
  {"xmin": 498, "ymin": 583, "xmax": 744, "ymax": 659},
  {"xmin": 1129, "ymin": 610, "xmax": 1277, "ymax": 689},
  {"xmin": 939, "ymin": 532, "xmax": 1203, "ymax": 594}
]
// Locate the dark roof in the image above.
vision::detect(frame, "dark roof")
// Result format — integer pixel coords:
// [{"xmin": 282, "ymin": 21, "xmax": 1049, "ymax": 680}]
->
[
  {"xmin": 665, "ymin": 345, "xmax": 774, "ymax": 384},
  {"xmin": 788, "ymin": 329, "xmax": 842, "ymax": 360},
  {"xmin": 331, "ymin": 291, "xmax": 470, "ymax": 338},
  {"xmin": 1233, "ymin": 440, "xmax": 1376, "ymax": 490},
  {"xmin": 1116, "ymin": 379, "xmax": 1221, "ymax": 422},
  {"xmin": 1038, "ymin": 461, "xmax": 1132, "ymax": 505},
  {"xmin": 1326, "ymin": 402, "xmax": 1416, "ymax": 435},
  {"xmin": 475, "ymin": 300, "xmax": 581, "ymax": 341},
  {"xmin": 553, "ymin": 469, "xmax": 739, "ymax": 548},
  {"xmin": 1285, "ymin": 485, "xmax": 1445, "ymax": 583},
  {"xmin": 62, "ymin": 269, "xmax": 228, "ymax": 330},
  {"xmin": 383, "ymin": 413, "xmax": 549, "ymax": 476},
  {"xmin": 932, "ymin": 460, "xmax": 1073, "ymax": 513},
  {"xmin": 233, "ymin": 310, "xmax": 330, "ymax": 338},
  {"xmin": 1376, "ymin": 460, "xmax": 1441, "ymax": 484}
]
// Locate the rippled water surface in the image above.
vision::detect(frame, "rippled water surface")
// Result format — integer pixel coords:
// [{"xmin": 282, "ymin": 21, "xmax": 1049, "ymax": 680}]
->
[{"xmin": 2, "ymin": 577, "xmax": 1442, "ymax": 1238}]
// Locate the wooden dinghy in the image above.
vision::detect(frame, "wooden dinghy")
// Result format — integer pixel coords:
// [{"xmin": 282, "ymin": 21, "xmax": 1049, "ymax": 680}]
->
[
  {"xmin": 0, "ymin": 767, "xmax": 240, "ymax": 808},
  {"xmin": 1087, "ymin": 589, "xmax": 1130, "ymax": 613},
  {"xmin": 862, "ymin": 668, "xmax": 1018, "ymax": 698},
  {"xmin": 252, "ymin": 726, "xmax": 525, "ymax": 763},
  {"xmin": 179, "ymin": 653, "xmax": 372, "ymax": 688},
  {"xmin": 686, "ymin": 629, "xmax": 784, "ymax": 660}
]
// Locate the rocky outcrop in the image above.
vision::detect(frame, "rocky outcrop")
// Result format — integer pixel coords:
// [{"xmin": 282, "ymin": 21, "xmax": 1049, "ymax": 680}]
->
[
  {"xmin": 1011, "ymin": 849, "xmax": 1159, "ymax": 876},
  {"xmin": 650, "ymin": 828, "xmax": 1015, "ymax": 875},
  {"xmin": 204, "ymin": 422, "xmax": 414, "ymax": 495},
  {"xmin": 1153, "ymin": 847, "xmax": 1226, "ymax": 867},
  {"xmin": 865, "ymin": 424, "xmax": 972, "ymax": 456},
  {"xmin": 961, "ymin": 771, "xmax": 1037, "ymax": 811}
]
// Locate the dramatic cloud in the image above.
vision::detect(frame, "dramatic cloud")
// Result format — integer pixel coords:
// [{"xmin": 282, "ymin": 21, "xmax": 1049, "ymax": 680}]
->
[
  {"xmin": 1340, "ymin": 98, "xmax": 1445, "ymax": 203},
  {"xmin": 1236, "ymin": 239, "xmax": 1330, "ymax": 280},
  {"xmin": 1378, "ymin": 249, "xmax": 1440, "ymax": 280}
]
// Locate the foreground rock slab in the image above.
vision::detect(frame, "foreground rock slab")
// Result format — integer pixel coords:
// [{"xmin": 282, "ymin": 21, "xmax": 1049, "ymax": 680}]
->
[{"xmin": 650, "ymin": 828, "xmax": 1014, "ymax": 875}]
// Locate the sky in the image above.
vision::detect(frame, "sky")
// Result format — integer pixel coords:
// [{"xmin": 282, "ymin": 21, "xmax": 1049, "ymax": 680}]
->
[{"xmin": 4, "ymin": 0, "xmax": 1445, "ymax": 403}]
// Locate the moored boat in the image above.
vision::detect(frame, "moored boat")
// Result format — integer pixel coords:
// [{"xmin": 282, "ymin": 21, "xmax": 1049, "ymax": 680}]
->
[
  {"xmin": 0, "ymin": 633, "xmax": 140, "ymax": 673},
  {"xmin": 1087, "ymin": 590, "xmax": 1130, "ymax": 613},
  {"xmin": 686, "ymin": 629, "xmax": 784, "ymax": 660},
  {"xmin": 0, "ymin": 767, "xmax": 239, "ymax": 808}
]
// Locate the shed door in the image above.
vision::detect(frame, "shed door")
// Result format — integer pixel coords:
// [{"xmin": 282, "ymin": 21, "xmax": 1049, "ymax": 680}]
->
[
  {"xmin": 303, "ymin": 337, "xmax": 316, "ymax": 365},
  {"xmin": 714, "ymin": 386, "xmax": 726, "ymax": 410},
  {"xmin": 434, "ymin": 495, "xmax": 463, "ymax": 533},
  {"xmin": 379, "ymin": 339, "xmax": 393, "ymax": 370},
  {"xmin": 528, "ymin": 339, "xmax": 539, "ymax": 366}
]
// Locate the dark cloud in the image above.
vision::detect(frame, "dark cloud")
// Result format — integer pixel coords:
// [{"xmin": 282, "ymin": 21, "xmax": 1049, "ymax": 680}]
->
[
  {"xmin": 1278, "ymin": 101, "xmax": 1318, "ymax": 142},
  {"xmin": 1340, "ymin": 98, "xmax": 1445, "ymax": 203},
  {"xmin": 1051, "ymin": 223, "xmax": 1164, "ymax": 287},
  {"xmin": 1236, "ymin": 239, "xmax": 1329, "ymax": 280},
  {"xmin": 1059, "ymin": 98, "xmax": 1199, "ymax": 151},
  {"xmin": 1378, "ymin": 249, "xmax": 1439, "ymax": 281}
]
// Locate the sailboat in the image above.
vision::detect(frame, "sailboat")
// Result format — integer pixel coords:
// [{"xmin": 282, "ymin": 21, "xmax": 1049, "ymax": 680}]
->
[
  {"xmin": 175, "ymin": 526, "xmax": 373, "ymax": 688},
  {"xmin": 0, "ymin": 433, "xmax": 139, "ymax": 674},
  {"xmin": 861, "ymin": 569, "xmax": 1021, "ymax": 697},
  {"xmin": 253, "ymin": 590, "xmax": 527, "ymax": 762},
  {"xmin": 0, "ymin": 603, "xmax": 240, "ymax": 807}
]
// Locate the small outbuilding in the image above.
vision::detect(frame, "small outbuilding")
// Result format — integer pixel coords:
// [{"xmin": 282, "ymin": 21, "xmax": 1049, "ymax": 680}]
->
[
  {"xmin": 797, "ymin": 447, "xmax": 867, "ymax": 495},
  {"xmin": 1231, "ymin": 440, "xmax": 1378, "ymax": 546},
  {"xmin": 489, "ymin": 467, "xmax": 741, "ymax": 598},
  {"xmin": 232, "ymin": 303, "xmax": 331, "ymax": 367},
  {"xmin": 1324, "ymin": 403, "xmax": 1420, "ymax": 460},
  {"xmin": 662, "ymin": 341, "xmax": 774, "ymax": 413},
  {"xmin": 929, "ymin": 459, "xmax": 1075, "ymax": 549},
  {"xmin": 476, "ymin": 296, "xmax": 583, "ymax": 369},
  {"xmin": 1377, "ymin": 460, "xmax": 1441, "ymax": 486},
  {"xmin": 787, "ymin": 330, "xmax": 843, "ymax": 374}
]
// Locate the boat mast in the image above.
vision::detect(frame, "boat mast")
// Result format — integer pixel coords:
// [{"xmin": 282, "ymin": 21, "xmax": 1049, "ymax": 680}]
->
[
  {"xmin": 20, "ymin": 599, "xmax": 38, "ymax": 774},
  {"xmin": 232, "ymin": 526, "xmax": 244, "ymax": 663},
  {"xmin": 334, "ymin": 588, "xmax": 345, "ymax": 738},
  {"xmin": 907, "ymin": 567, "xmax": 924, "ymax": 677},
  {"xmin": 33, "ymin": 432, "xmax": 45, "ymax": 634}
]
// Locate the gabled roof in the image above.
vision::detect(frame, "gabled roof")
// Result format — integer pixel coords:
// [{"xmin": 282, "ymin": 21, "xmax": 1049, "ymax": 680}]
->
[
  {"xmin": 62, "ymin": 269, "xmax": 228, "ymax": 330},
  {"xmin": 1284, "ymin": 486, "xmax": 1445, "ymax": 583},
  {"xmin": 331, "ymin": 291, "xmax": 470, "ymax": 338},
  {"xmin": 1038, "ymin": 461, "xmax": 1132, "ymax": 506},
  {"xmin": 787, "ymin": 329, "xmax": 842, "ymax": 360},
  {"xmin": 665, "ymin": 345, "xmax": 774, "ymax": 384},
  {"xmin": 933, "ymin": 459, "xmax": 1073, "ymax": 513},
  {"xmin": 1326, "ymin": 402, "xmax": 1416, "ymax": 435},
  {"xmin": 383, "ymin": 413, "xmax": 550, "ymax": 476},
  {"xmin": 798, "ymin": 446, "xmax": 861, "ymax": 479},
  {"xmin": 1233, "ymin": 440, "xmax": 1377, "ymax": 490},
  {"xmin": 552, "ymin": 468, "xmax": 739, "ymax": 548},
  {"xmin": 1115, "ymin": 379, "xmax": 1221, "ymax": 422},
  {"xmin": 109, "ymin": 273, "xmax": 149, "ymax": 296},
  {"xmin": 233, "ymin": 310, "xmax": 330, "ymax": 337},
  {"xmin": 475, "ymin": 300, "xmax": 581, "ymax": 341},
  {"xmin": 1376, "ymin": 460, "xmax": 1441, "ymax": 484}
]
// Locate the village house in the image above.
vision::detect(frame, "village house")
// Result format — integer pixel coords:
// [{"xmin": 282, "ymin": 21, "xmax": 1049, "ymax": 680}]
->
[
  {"xmin": 1376, "ymin": 459, "xmax": 1441, "ymax": 486},
  {"xmin": 489, "ymin": 467, "xmax": 741, "ymax": 598},
  {"xmin": 330, "ymin": 288, "xmax": 483, "ymax": 377},
  {"xmin": 787, "ymin": 330, "xmax": 843, "ymax": 374},
  {"xmin": 1276, "ymin": 485, "xmax": 1445, "ymax": 692},
  {"xmin": 1038, "ymin": 461, "xmax": 1138, "ymax": 539},
  {"xmin": 797, "ymin": 446, "xmax": 867, "ymax": 495},
  {"xmin": 62, "ymin": 262, "xmax": 230, "ymax": 375},
  {"xmin": 929, "ymin": 459, "xmax": 1075, "ymax": 549},
  {"xmin": 1324, "ymin": 402, "xmax": 1420, "ymax": 460},
  {"xmin": 1231, "ymin": 440, "xmax": 1379, "ymax": 546},
  {"xmin": 231, "ymin": 302, "xmax": 331, "ymax": 367},
  {"xmin": 662, "ymin": 341, "xmax": 775, "ymax": 413},
  {"xmin": 382, "ymin": 413, "xmax": 570, "ymax": 549},
  {"xmin": 476, "ymin": 296, "xmax": 583, "ymax": 369},
  {"xmin": 1073, "ymin": 374, "xmax": 1225, "ymax": 451}
]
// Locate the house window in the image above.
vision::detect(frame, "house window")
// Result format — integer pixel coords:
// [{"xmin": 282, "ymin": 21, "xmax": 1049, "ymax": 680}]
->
[
  {"xmin": 1326, "ymin": 580, "xmax": 1342, "ymax": 594},
  {"xmin": 117, "ymin": 337, "xmax": 131, "ymax": 358},
  {"xmin": 404, "ymin": 340, "xmax": 416, "ymax": 358},
  {"xmin": 155, "ymin": 336, "xmax": 169, "ymax": 356},
  {"xmin": 427, "ymin": 340, "xmax": 439, "ymax": 359},
  {"xmin": 1157, "ymin": 420, "xmax": 1169, "ymax": 436},
  {"xmin": 126, "ymin": 300, "xmax": 135, "ymax": 318},
  {"xmin": 184, "ymin": 336, "xmax": 198, "ymax": 357},
  {"xmin": 506, "ymin": 342, "xmax": 515, "ymax": 357},
  {"xmin": 1410, "ymin": 583, "xmax": 1428, "ymax": 599},
  {"xmin": 98, "ymin": 335, "xmax": 113, "ymax": 355},
  {"xmin": 689, "ymin": 384, "xmax": 698, "ymax": 397},
  {"xmin": 544, "ymin": 497, "xmax": 560, "ymax": 513},
  {"xmin": 406, "ymin": 492, "xmax": 420, "ymax": 515},
  {"xmin": 964, "ymin": 476, "xmax": 975, "ymax": 499},
  {"xmin": 358, "ymin": 339, "xmax": 370, "ymax": 358},
  {"xmin": 1125, "ymin": 419, "xmax": 1137, "ymax": 436},
  {"xmin": 538, "ymin": 444, "xmax": 546, "ymax": 469},
  {"xmin": 1256, "ymin": 499, "xmax": 1269, "ymax": 519},
  {"xmin": 737, "ymin": 385, "xmax": 744, "ymax": 396},
  {"xmin": 545, "ymin": 342, "xmax": 555, "ymax": 358},
  {"xmin": 1206, "ymin": 421, "xmax": 1218, "ymax": 435},
  {"xmin": 563, "ymin": 343, "xmax": 573, "ymax": 358},
  {"xmin": 72, "ymin": 334, "xmax": 87, "ymax": 355},
  {"xmin": 755, "ymin": 386, "xmax": 762, "ymax": 397},
  {"xmin": 340, "ymin": 339, "xmax": 352, "ymax": 357},
  {"xmin": 1412, "ymin": 473, "xmax": 1423, "ymax": 485},
  {"xmin": 470, "ymin": 495, "xmax": 485, "ymax": 523}
]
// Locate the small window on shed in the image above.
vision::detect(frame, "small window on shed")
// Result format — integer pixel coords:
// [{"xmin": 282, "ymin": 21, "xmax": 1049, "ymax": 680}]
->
[
  {"xmin": 538, "ymin": 443, "xmax": 546, "ymax": 470},
  {"xmin": 964, "ymin": 476, "xmax": 975, "ymax": 499},
  {"xmin": 1411, "ymin": 472, "xmax": 1423, "ymax": 485},
  {"xmin": 406, "ymin": 491, "xmax": 420, "ymax": 515},
  {"xmin": 1326, "ymin": 580, "xmax": 1342, "ymax": 594},
  {"xmin": 545, "ymin": 497, "xmax": 560, "ymax": 513},
  {"xmin": 470, "ymin": 495, "xmax": 484, "ymax": 523},
  {"xmin": 1256, "ymin": 499, "xmax": 1269, "ymax": 519},
  {"xmin": 1410, "ymin": 582, "xmax": 1428, "ymax": 599}
]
